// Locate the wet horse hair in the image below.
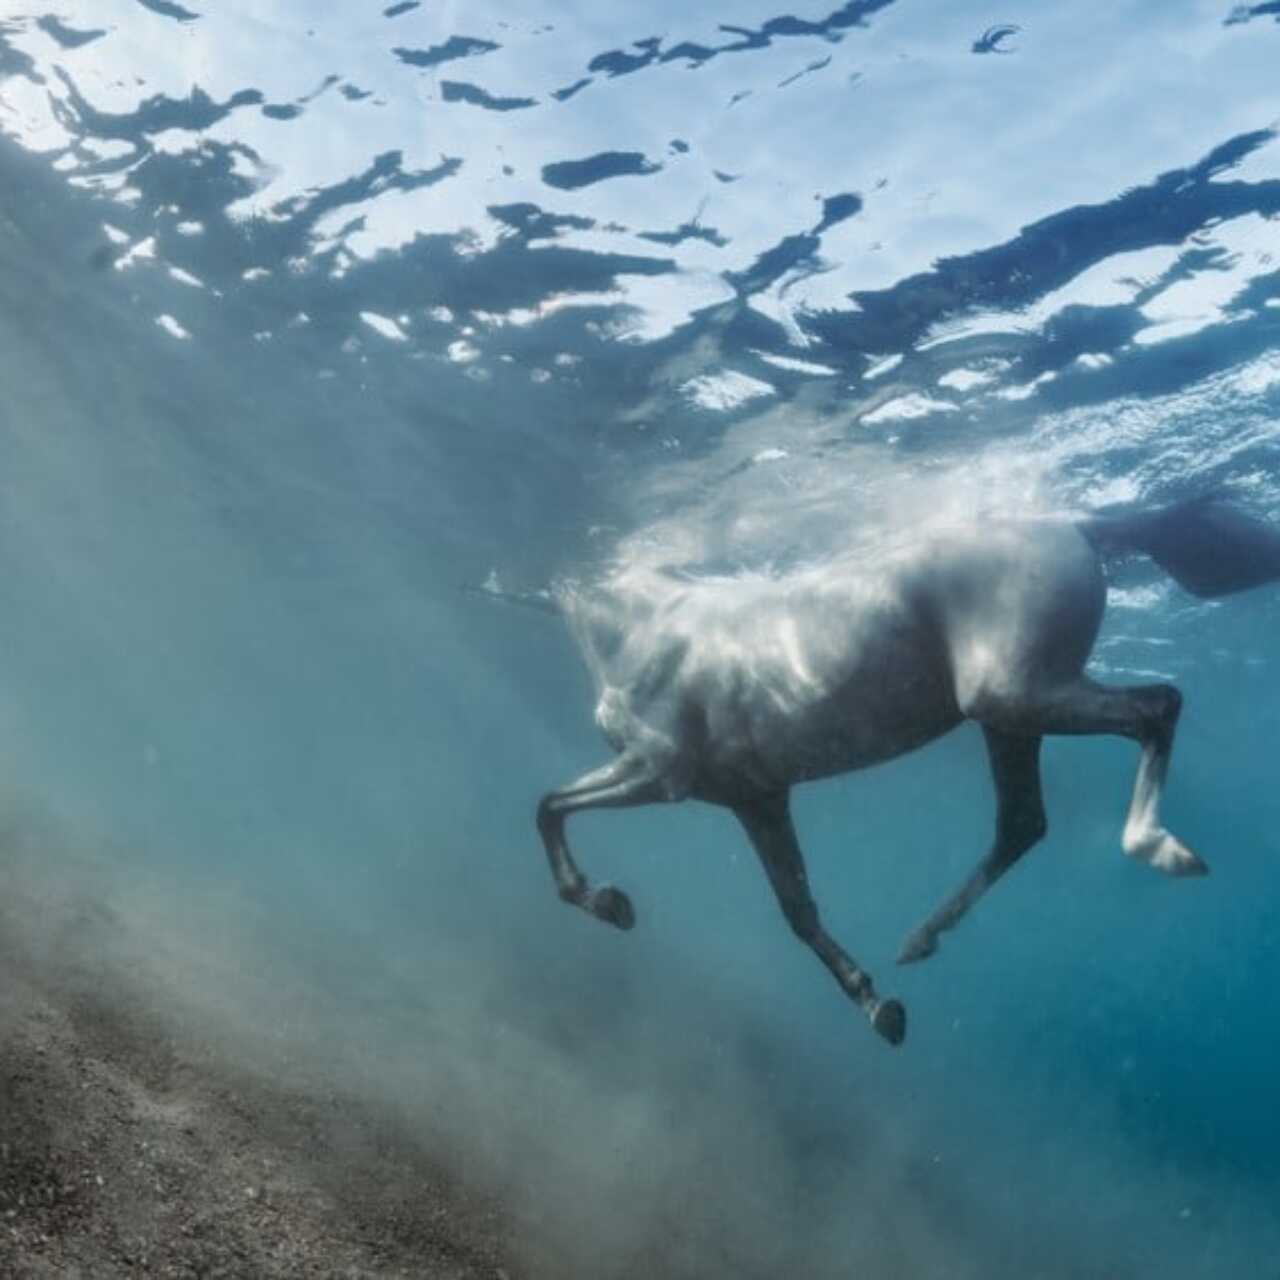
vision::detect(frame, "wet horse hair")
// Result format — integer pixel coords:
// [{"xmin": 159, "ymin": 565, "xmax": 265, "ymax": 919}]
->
[{"xmin": 533, "ymin": 496, "xmax": 1280, "ymax": 1046}]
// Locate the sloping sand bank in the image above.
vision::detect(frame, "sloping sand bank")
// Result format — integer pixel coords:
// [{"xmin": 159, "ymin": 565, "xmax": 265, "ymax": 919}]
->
[{"xmin": 1, "ymin": 882, "xmax": 514, "ymax": 1280}]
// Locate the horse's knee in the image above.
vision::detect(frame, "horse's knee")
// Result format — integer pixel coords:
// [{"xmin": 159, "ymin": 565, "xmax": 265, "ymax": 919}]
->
[{"xmin": 536, "ymin": 794, "xmax": 560, "ymax": 842}]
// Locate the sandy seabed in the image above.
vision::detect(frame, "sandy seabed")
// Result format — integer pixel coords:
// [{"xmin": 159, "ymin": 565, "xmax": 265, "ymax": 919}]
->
[{"xmin": 1, "ymin": 874, "xmax": 516, "ymax": 1280}]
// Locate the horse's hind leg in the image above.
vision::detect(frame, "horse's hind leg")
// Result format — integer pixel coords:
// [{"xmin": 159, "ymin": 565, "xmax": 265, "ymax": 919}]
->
[
  {"xmin": 537, "ymin": 754, "xmax": 664, "ymax": 930},
  {"xmin": 963, "ymin": 676, "xmax": 1204, "ymax": 876},
  {"xmin": 734, "ymin": 790, "xmax": 906, "ymax": 1047},
  {"xmin": 899, "ymin": 728, "xmax": 1046, "ymax": 964},
  {"xmin": 1113, "ymin": 686, "xmax": 1201, "ymax": 876}
]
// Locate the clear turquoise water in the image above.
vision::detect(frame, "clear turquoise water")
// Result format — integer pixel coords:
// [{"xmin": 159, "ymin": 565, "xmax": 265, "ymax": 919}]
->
[{"xmin": 2, "ymin": 3, "xmax": 1280, "ymax": 1275}]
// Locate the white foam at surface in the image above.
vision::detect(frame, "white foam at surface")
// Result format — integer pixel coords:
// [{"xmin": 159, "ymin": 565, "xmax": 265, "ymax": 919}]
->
[
  {"xmin": 752, "ymin": 351, "xmax": 837, "ymax": 376},
  {"xmin": 937, "ymin": 368, "xmax": 994, "ymax": 391},
  {"xmin": 861, "ymin": 393, "xmax": 956, "ymax": 424},
  {"xmin": 359, "ymin": 311, "xmax": 408, "ymax": 342},
  {"xmin": 682, "ymin": 370, "xmax": 777, "ymax": 412},
  {"xmin": 114, "ymin": 237, "xmax": 157, "ymax": 270},
  {"xmin": 155, "ymin": 314, "xmax": 191, "ymax": 340},
  {"xmin": 864, "ymin": 353, "xmax": 903, "ymax": 380}
]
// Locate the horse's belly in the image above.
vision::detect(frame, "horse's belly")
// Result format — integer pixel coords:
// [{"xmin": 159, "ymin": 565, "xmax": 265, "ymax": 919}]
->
[
  {"xmin": 771, "ymin": 691, "xmax": 960, "ymax": 780},
  {"xmin": 698, "ymin": 666, "xmax": 961, "ymax": 793}
]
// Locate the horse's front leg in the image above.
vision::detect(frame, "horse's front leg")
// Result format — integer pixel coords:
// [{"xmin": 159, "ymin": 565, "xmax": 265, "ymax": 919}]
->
[
  {"xmin": 536, "ymin": 754, "xmax": 665, "ymax": 929},
  {"xmin": 734, "ymin": 790, "xmax": 906, "ymax": 1046}
]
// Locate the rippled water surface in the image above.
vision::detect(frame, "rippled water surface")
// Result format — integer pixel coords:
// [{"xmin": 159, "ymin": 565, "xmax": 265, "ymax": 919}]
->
[{"xmin": 3, "ymin": 3, "xmax": 1280, "ymax": 1276}]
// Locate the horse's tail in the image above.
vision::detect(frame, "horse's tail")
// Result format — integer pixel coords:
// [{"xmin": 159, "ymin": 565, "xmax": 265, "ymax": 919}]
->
[
  {"xmin": 462, "ymin": 572, "xmax": 562, "ymax": 616},
  {"xmin": 1079, "ymin": 494, "xmax": 1280, "ymax": 598}
]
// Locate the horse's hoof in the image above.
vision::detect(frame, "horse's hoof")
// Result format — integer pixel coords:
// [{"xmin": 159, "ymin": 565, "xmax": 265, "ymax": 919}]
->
[
  {"xmin": 586, "ymin": 884, "xmax": 635, "ymax": 930},
  {"xmin": 897, "ymin": 928, "xmax": 936, "ymax": 965},
  {"xmin": 872, "ymin": 999, "xmax": 907, "ymax": 1046},
  {"xmin": 1173, "ymin": 851, "xmax": 1209, "ymax": 877},
  {"xmin": 1125, "ymin": 828, "xmax": 1209, "ymax": 877}
]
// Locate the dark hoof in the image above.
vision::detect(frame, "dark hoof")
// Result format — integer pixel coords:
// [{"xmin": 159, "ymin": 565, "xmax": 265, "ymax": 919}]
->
[
  {"xmin": 871, "ymin": 999, "xmax": 907, "ymax": 1047},
  {"xmin": 897, "ymin": 928, "xmax": 937, "ymax": 965},
  {"xmin": 586, "ymin": 884, "xmax": 635, "ymax": 931}
]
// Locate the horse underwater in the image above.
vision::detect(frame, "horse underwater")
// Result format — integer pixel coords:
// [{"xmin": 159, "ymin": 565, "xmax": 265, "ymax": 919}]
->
[{"xmin": 529, "ymin": 496, "xmax": 1280, "ymax": 1046}]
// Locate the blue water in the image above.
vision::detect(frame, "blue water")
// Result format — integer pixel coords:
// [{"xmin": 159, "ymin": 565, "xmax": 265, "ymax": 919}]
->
[{"xmin": 2, "ymin": 2, "xmax": 1280, "ymax": 1275}]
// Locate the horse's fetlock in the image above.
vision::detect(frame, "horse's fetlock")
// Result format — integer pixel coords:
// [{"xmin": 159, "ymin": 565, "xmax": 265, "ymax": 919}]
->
[{"xmin": 839, "ymin": 962, "xmax": 875, "ymax": 1002}]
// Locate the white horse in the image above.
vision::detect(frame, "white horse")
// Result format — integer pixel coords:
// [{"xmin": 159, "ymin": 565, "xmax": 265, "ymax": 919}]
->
[{"xmin": 534, "ymin": 497, "xmax": 1280, "ymax": 1046}]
